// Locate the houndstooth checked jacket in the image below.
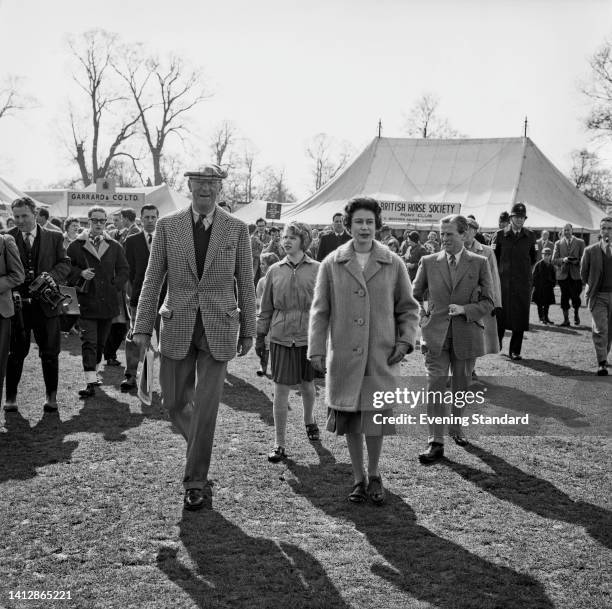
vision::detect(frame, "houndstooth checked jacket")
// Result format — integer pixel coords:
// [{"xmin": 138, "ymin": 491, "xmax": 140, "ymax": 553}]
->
[{"xmin": 133, "ymin": 206, "xmax": 256, "ymax": 361}]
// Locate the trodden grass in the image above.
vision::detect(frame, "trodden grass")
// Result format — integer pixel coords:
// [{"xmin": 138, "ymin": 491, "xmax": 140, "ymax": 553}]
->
[{"xmin": 0, "ymin": 302, "xmax": 610, "ymax": 609}]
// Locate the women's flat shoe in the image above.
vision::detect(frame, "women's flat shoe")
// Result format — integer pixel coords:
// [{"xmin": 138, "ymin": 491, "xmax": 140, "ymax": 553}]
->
[
  {"xmin": 367, "ymin": 476, "xmax": 386, "ymax": 505},
  {"xmin": 348, "ymin": 480, "xmax": 367, "ymax": 503}
]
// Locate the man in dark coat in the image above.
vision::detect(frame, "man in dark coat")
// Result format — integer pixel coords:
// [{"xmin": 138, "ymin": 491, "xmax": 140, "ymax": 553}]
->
[
  {"xmin": 103, "ymin": 207, "xmax": 140, "ymax": 366},
  {"xmin": 121, "ymin": 204, "xmax": 165, "ymax": 391},
  {"xmin": 494, "ymin": 202, "xmax": 537, "ymax": 360},
  {"xmin": 6, "ymin": 196, "xmax": 70, "ymax": 412},
  {"xmin": 532, "ymin": 247, "xmax": 556, "ymax": 324},
  {"xmin": 67, "ymin": 206, "xmax": 129, "ymax": 397},
  {"xmin": 316, "ymin": 213, "xmax": 351, "ymax": 261}
]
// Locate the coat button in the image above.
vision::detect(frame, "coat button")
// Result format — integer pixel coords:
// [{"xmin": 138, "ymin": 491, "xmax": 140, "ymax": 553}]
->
[
  {"xmin": 356, "ymin": 318, "xmax": 364, "ymax": 325},
  {"xmin": 355, "ymin": 347, "xmax": 364, "ymax": 354},
  {"xmin": 356, "ymin": 289, "xmax": 365, "ymax": 296}
]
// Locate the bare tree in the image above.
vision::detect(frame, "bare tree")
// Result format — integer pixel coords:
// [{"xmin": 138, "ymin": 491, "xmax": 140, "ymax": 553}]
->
[
  {"xmin": 210, "ymin": 120, "xmax": 235, "ymax": 167},
  {"xmin": 0, "ymin": 75, "xmax": 35, "ymax": 121},
  {"xmin": 66, "ymin": 29, "xmax": 141, "ymax": 186},
  {"xmin": 582, "ymin": 40, "xmax": 612, "ymax": 138},
  {"xmin": 220, "ymin": 139, "xmax": 259, "ymax": 206},
  {"xmin": 114, "ymin": 45, "xmax": 210, "ymax": 185},
  {"xmin": 257, "ymin": 166, "xmax": 296, "ymax": 203},
  {"xmin": 569, "ymin": 148, "xmax": 612, "ymax": 208},
  {"xmin": 306, "ymin": 133, "xmax": 354, "ymax": 192},
  {"xmin": 403, "ymin": 93, "xmax": 463, "ymax": 138}
]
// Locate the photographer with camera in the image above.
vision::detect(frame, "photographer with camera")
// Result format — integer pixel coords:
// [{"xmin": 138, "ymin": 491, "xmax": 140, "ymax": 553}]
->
[
  {"xmin": 5, "ymin": 196, "xmax": 71, "ymax": 412},
  {"xmin": 67, "ymin": 206, "xmax": 129, "ymax": 398}
]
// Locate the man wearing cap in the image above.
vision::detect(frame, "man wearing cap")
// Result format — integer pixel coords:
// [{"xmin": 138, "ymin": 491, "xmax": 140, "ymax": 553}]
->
[
  {"xmin": 379, "ymin": 225, "xmax": 400, "ymax": 253},
  {"xmin": 580, "ymin": 216, "xmax": 612, "ymax": 376},
  {"xmin": 133, "ymin": 163, "xmax": 256, "ymax": 511},
  {"xmin": 494, "ymin": 202, "xmax": 537, "ymax": 360},
  {"xmin": 490, "ymin": 212, "xmax": 510, "ymax": 246},
  {"xmin": 552, "ymin": 223, "xmax": 585, "ymax": 327}
]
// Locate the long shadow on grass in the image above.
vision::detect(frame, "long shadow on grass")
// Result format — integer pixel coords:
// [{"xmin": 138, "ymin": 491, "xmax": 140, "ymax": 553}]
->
[
  {"xmin": 0, "ymin": 393, "xmax": 145, "ymax": 483},
  {"xmin": 156, "ymin": 510, "xmax": 351, "ymax": 609},
  {"xmin": 477, "ymin": 379, "xmax": 590, "ymax": 428},
  {"xmin": 285, "ymin": 445, "xmax": 554, "ymax": 609},
  {"xmin": 509, "ymin": 358, "xmax": 600, "ymax": 378},
  {"xmin": 0, "ymin": 411, "xmax": 78, "ymax": 483},
  {"xmin": 444, "ymin": 444, "xmax": 612, "ymax": 549},
  {"xmin": 223, "ymin": 373, "xmax": 274, "ymax": 427}
]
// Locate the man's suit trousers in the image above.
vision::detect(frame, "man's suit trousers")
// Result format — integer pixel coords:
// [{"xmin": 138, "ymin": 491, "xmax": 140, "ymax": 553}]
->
[
  {"xmin": 6, "ymin": 301, "xmax": 61, "ymax": 400},
  {"xmin": 160, "ymin": 315, "xmax": 227, "ymax": 490},
  {"xmin": 424, "ymin": 333, "xmax": 471, "ymax": 444}
]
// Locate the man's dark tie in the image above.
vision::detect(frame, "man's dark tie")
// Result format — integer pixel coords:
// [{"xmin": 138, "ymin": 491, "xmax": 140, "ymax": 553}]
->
[
  {"xmin": 449, "ymin": 253, "xmax": 457, "ymax": 283},
  {"xmin": 196, "ymin": 214, "xmax": 206, "ymax": 230},
  {"xmin": 23, "ymin": 232, "xmax": 32, "ymax": 252},
  {"xmin": 606, "ymin": 243, "xmax": 611, "ymax": 257},
  {"xmin": 148, "ymin": 233, "xmax": 152, "ymax": 245}
]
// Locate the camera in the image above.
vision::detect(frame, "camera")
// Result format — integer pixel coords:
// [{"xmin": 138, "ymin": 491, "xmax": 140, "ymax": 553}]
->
[{"xmin": 28, "ymin": 272, "xmax": 71, "ymax": 309}]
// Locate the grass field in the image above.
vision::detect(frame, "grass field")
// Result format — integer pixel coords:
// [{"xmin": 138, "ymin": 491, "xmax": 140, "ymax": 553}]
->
[{"xmin": 0, "ymin": 302, "xmax": 610, "ymax": 609}]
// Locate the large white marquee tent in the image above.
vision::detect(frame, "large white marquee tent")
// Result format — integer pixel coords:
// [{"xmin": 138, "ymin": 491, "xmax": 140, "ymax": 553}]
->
[{"xmin": 284, "ymin": 137, "xmax": 607, "ymax": 231}]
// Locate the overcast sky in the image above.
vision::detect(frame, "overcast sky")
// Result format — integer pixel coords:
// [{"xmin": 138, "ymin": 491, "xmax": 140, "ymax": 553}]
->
[{"xmin": 0, "ymin": 0, "xmax": 611, "ymax": 200}]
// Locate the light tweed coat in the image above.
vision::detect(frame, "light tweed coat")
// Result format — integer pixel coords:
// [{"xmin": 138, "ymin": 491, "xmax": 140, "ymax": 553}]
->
[
  {"xmin": 134, "ymin": 206, "xmax": 256, "ymax": 361},
  {"xmin": 466, "ymin": 240, "xmax": 501, "ymax": 355},
  {"xmin": 412, "ymin": 249, "xmax": 494, "ymax": 359},
  {"xmin": 308, "ymin": 240, "xmax": 419, "ymax": 411}
]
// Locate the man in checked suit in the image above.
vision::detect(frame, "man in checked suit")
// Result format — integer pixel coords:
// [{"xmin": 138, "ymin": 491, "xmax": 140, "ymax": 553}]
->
[
  {"xmin": 133, "ymin": 164, "xmax": 256, "ymax": 511},
  {"xmin": 412, "ymin": 215, "xmax": 494, "ymax": 463}
]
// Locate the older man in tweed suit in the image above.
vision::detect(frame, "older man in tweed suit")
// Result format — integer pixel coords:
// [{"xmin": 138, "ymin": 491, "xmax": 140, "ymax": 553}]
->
[
  {"xmin": 133, "ymin": 164, "xmax": 256, "ymax": 511},
  {"xmin": 413, "ymin": 215, "xmax": 494, "ymax": 463}
]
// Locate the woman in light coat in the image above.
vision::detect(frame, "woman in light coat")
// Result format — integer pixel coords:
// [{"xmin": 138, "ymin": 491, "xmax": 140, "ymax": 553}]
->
[{"xmin": 309, "ymin": 197, "xmax": 419, "ymax": 504}]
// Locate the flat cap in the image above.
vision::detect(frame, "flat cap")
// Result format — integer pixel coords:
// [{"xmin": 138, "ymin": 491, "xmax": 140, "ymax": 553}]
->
[
  {"xmin": 467, "ymin": 217, "xmax": 479, "ymax": 230},
  {"xmin": 408, "ymin": 230, "xmax": 420, "ymax": 242},
  {"xmin": 184, "ymin": 163, "xmax": 228, "ymax": 181},
  {"xmin": 510, "ymin": 202, "xmax": 527, "ymax": 217},
  {"xmin": 381, "ymin": 224, "xmax": 391, "ymax": 231},
  {"xmin": 542, "ymin": 247, "xmax": 552, "ymax": 254}
]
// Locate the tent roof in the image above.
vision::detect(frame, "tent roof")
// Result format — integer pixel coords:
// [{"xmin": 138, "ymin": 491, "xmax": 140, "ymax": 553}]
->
[
  {"xmin": 232, "ymin": 200, "xmax": 297, "ymax": 225},
  {"xmin": 25, "ymin": 183, "xmax": 189, "ymax": 218},
  {"xmin": 0, "ymin": 175, "xmax": 47, "ymax": 211},
  {"xmin": 285, "ymin": 137, "xmax": 606, "ymax": 231}
]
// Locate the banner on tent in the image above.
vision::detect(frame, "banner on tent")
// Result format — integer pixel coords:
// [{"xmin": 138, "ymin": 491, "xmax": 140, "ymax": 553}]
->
[
  {"xmin": 380, "ymin": 201, "xmax": 462, "ymax": 225},
  {"xmin": 67, "ymin": 191, "xmax": 145, "ymax": 206}
]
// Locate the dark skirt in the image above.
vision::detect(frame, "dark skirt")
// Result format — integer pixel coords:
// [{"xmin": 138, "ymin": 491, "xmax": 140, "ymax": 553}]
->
[
  {"xmin": 270, "ymin": 343, "xmax": 315, "ymax": 385},
  {"xmin": 326, "ymin": 408, "xmax": 396, "ymax": 437}
]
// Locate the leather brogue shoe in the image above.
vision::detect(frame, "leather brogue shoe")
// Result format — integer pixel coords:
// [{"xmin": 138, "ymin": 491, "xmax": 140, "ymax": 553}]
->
[
  {"xmin": 509, "ymin": 353, "xmax": 522, "ymax": 361},
  {"xmin": 451, "ymin": 434, "xmax": 469, "ymax": 447},
  {"xmin": 418, "ymin": 442, "xmax": 444, "ymax": 464},
  {"xmin": 184, "ymin": 488, "xmax": 207, "ymax": 511},
  {"xmin": 120, "ymin": 375, "xmax": 137, "ymax": 392},
  {"xmin": 596, "ymin": 365, "xmax": 609, "ymax": 376},
  {"xmin": 78, "ymin": 383, "xmax": 96, "ymax": 398}
]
